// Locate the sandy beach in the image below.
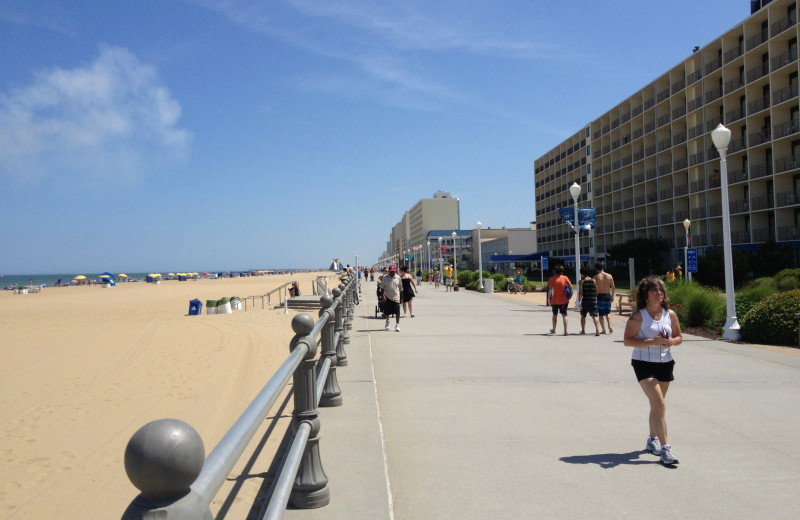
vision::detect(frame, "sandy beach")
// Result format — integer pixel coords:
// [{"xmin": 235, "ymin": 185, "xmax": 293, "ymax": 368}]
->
[{"xmin": 0, "ymin": 271, "xmax": 337, "ymax": 519}]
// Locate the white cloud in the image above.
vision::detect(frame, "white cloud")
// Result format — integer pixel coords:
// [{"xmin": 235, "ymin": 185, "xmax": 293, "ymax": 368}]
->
[{"xmin": 0, "ymin": 46, "xmax": 191, "ymax": 187}]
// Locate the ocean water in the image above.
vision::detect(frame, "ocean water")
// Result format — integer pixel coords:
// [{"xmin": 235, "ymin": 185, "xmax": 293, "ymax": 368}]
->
[{"xmin": 1, "ymin": 270, "xmax": 308, "ymax": 288}]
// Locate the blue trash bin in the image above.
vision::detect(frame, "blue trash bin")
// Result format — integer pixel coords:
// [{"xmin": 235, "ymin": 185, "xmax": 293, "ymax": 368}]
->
[{"xmin": 188, "ymin": 299, "xmax": 203, "ymax": 316}]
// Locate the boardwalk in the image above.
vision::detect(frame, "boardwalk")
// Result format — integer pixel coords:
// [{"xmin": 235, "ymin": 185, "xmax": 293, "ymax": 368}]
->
[{"xmin": 285, "ymin": 281, "xmax": 800, "ymax": 519}]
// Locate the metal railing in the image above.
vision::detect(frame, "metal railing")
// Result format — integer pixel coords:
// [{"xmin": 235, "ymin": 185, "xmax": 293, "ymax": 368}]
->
[
  {"xmin": 121, "ymin": 277, "xmax": 358, "ymax": 519},
  {"xmin": 244, "ymin": 281, "xmax": 295, "ymax": 310}
]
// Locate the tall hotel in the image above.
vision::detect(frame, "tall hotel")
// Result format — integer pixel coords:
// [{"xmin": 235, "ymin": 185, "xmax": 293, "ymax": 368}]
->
[{"xmin": 534, "ymin": 0, "xmax": 798, "ymax": 268}]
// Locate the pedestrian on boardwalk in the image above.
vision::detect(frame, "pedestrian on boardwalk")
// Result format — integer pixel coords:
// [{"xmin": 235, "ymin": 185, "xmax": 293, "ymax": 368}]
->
[
  {"xmin": 578, "ymin": 268, "xmax": 601, "ymax": 336},
  {"xmin": 444, "ymin": 264, "xmax": 453, "ymax": 292},
  {"xmin": 548, "ymin": 265, "xmax": 572, "ymax": 335},
  {"xmin": 379, "ymin": 265, "xmax": 403, "ymax": 332},
  {"xmin": 623, "ymin": 275, "xmax": 683, "ymax": 466},
  {"xmin": 434, "ymin": 268, "xmax": 440, "ymax": 289},
  {"xmin": 415, "ymin": 268, "xmax": 423, "ymax": 287},
  {"xmin": 399, "ymin": 265, "xmax": 418, "ymax": 317},
  {"xmin": 593, "ymin": 262, "xmax": 615, "ymax": 333}
]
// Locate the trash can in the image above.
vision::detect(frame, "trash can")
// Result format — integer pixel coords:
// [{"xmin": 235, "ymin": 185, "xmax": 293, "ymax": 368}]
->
[
  {"xmin": 188, "ymin": 299, "xmax": 203, "ymax": 316},
  {"xmin": 206, "ymin": 299, "xmax": 218, "ymax": 315},
  {"xmin": 217, "ymin": 297, "xmax": 232, "ymax": 314},
  {"xmin": 231, "ymin": 296, "xmax": 241, "ymax": 310},
  {"xmin": 484, "ymin": 278, "xmax": 494, "ymax": 293}
]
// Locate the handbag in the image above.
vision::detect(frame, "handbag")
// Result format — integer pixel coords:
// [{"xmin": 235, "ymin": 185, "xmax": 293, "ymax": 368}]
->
[{"xmin": 564, "ymin": 282, "xmax": 573, "ymax": 300}]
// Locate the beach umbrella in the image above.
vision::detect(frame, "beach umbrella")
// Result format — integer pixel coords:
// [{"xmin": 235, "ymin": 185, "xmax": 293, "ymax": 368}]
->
[
  {"xmin": 99, "ymin": 274, "xmax": 111, "ymax": 278},
  {"xmin": 168, "ymin": 273, "xmax": 176, "ymax": 277},
  {"xmin": 118, "ymin": 273, "xmax": 128, "ymax": 278},
  {"xmin": 75, "ymin": 275, "xmax": 86, "ymax": 280}
]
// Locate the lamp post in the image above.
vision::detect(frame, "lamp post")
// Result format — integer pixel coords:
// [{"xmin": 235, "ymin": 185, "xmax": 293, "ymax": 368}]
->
[
  {"xmin": 437, "ymin": 236, "xmax": 443, "ymax": 286},
  {"xmin": 711, "ymin": 123, "xmax": 740, "ymax": 340},
  {"xmin": 476, "ymin": 221, "xmax": 484, "ymax": 290},
  {"xmin": 683, "ymin": 218, "xmax": 692, "ymax": 282},
  {"xmin": 427, "ymin": 241, "xmax": 431, "ymax": 272},
  {"xmin": 569, "ymin": 182, "xmax": 582, "ymax": 310},
  {"xmin": 452, "ymin": 231, "xmax": 458, "ymax": 287}
]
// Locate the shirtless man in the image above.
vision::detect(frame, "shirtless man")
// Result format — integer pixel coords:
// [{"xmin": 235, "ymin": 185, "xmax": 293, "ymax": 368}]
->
[{"xmin": 593, "ymin": 262, "xmax": 615, "ymax": 333}]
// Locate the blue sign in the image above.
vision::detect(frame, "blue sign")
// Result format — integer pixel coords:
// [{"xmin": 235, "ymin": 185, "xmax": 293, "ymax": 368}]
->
[
  {"xmin": 541, "ymin": 255, "xmax": 549, "ymax": 270},
  {"xmin": 687, "ymin": 248, "xmax": 698, "ymax": 273},
  {"xmin": 558, "ymin": 208, "xmax": 596, "ymax": 231}
]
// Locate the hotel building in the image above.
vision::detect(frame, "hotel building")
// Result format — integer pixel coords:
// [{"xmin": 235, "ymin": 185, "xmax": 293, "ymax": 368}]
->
[{"xmin": 534, "ymin": 0, "xmax": 799, "ymax": 269}]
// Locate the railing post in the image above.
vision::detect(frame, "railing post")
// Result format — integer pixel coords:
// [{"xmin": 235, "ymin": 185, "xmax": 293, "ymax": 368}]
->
[
  {"xmin": 288, "ymin": 313, "xmax": 330, "ymax": 508},
  {"xmin": 335, "ymin": 284, "xmax": 349, "ymax": 366},
  {"xmin": 318, "ymin": 294, "xmax": 342, "ymax": 407},
  {"xmin": 121, "ymin": 419, "xmax": 211, "ymax": 519}
]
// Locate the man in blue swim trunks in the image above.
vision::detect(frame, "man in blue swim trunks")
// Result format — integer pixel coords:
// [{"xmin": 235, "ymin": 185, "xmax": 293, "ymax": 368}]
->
[{"xmin": 593, "ymin": 262, "xmax": 615, "ymax": 334}]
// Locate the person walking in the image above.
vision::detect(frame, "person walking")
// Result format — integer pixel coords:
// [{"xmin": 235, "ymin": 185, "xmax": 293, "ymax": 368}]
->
[
  {"xmin": 548, "ymin": 265, "xmax": 572, "ymax": 335},
  {"xmin": 623, "ymin": 275, "xmax": 683, "ymax": 466},
  {"xmin": 578, "ymin": 268, "xmax": 601, "ymax": 336},
  {"xmin": 444, "ymin": 264, "xmax": 453, "ymax": 292},
  {"xmin": 399, "ymin": 265, "xmax": 418, "ymax": 317},
  {"xmin": 593, "ymin": 262, "xmax": 616, "ymax": 333},
  {"xmin": 379, "ymin": 265, "xmax": 403, "ymax": 332},
  {"xmin": 433, "ymin": 268, "xmax": 440, "ymax": 289}
]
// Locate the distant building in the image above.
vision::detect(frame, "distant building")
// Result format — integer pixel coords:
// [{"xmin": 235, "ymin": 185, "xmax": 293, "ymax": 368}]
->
[{"xmin": 384, "ymin": 192, "xmax": 460, "ymax": 263}]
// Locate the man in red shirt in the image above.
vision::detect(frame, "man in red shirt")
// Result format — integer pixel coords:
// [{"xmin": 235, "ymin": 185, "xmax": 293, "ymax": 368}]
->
[{"xmin": 548, "ymin": 265, "xmax": 573, "ymax": 335}]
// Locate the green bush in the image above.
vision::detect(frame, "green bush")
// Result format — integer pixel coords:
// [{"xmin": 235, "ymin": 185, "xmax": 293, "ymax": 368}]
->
[
  {"xmin": 741, "ymin": 289, "xmax": 800, "ymax": 346},
  {"xmin": 456, "ymin": 269, "xmax": 477, "ymax": 287},
  {"xmin": 466, "ymin": 281, "xmax": 480, "ymax": 291},
  {"xmin": 736, "ymin": 285, "xmax": 779, "ymax": 325},
  {"xmin": 745, "ymin": 277, "xmax": 778, "ymax": 290},
  {"xmin": 491, "ymin": 273, "xmax": 509, "ymax": 291},
  {"xmin": 667, "ymin": 282, "xmax": 725, "ymax": 328},
  {"xmin": 775, "ymin": 269, "xmax": 800, "ymax": 291}
]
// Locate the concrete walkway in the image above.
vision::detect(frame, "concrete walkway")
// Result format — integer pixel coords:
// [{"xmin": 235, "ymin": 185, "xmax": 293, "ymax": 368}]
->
[{"xmin": 286, "ymin": 281, "xmax": 800, "ymax": 519}]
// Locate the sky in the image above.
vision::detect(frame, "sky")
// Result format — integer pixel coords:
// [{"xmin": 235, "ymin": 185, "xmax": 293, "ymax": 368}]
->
[{"xmin": 0, "ymin": 0, "xmax": 751, "ymax": 273}]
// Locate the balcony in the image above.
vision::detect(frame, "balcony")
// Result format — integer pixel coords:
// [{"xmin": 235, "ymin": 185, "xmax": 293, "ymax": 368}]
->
[
  {"xmin": 690, "ymin": 179, "xmax": 706, "ymax": 192},
  {"xmin": 778, "ymin": 226, "xmax": 800, "ymax": 241},
  {"xmin": 777, "ymin": 190, "xmax": 800, "ymax": 207},
  {"xmin": 724, "ymin": 77, "xmax": 744, "ymax": 94},
  {"xmin": 688, "ymin": 96, "xmax": 703, "ymax": 112},
  {"xmin": 689, "ymin": 150, "xmax": 705, "ymax": 166},
  {"xmin": 752, "ymin": 227, "xmax": 771, "ymax": 242},
  {"xmin": 728, "ymin": 137, "xmax": 746, "ymax": 153},
  {"xmin": 646, "ymin": 168, "xmax": 657, "ymax": 180},
  {"xmin": 657, "ymin": 114, "xmax": 671, "ymax": 128},
  {"xmin": 775, "ymin": 156, "xmax": 800, "ymax": 174},
  {"xmin": 746, "ymin": 61, "xmax": 769, "ymax": 83},
  {"xmin": 750, "ymin": 194, "xmax": 774, "ymax": 211},
  {"xmin": 634, "ymin": 173, "xmax": 645, "ymax": 184},
  {"xmin": 750, "ymin": 162, "xmax": 772, "ymax": 179},
  {"xmin": 644, "ymin": 98, "xmax": 655, "ymax": 110},
  {"xmin": 747, "ymin": 95, "xmax": 770, "ymax": 115},
  {"xmin": 704, "ymin": 56, "xmax": 722, "ymax": 75},
  {"xmin": 772, "ymin": 48, "xmax": 798, "ymax": 71},
  {"xmin": 729, "ymin": 199, "xmax": 749, "ymax": 214},
  {"xmin": 688, "ymin": 122, "xmax": 705, "ymax": 139},
  {"xmin": 633, "ymin": 128, "xmax": 644, "ymax": 140},
  {"xmin": 690, "ymin": 206, "xmax": 706, "ymax": 219},
  {"xmin": 728, "ymin": 168, "xmax": 748, "ymax": 183},
  {"xmin": 674, "ymin": 184, "xmax": 689, "ymax": 196},
  {"xmin": 705, "ymin": 115, "xmax": 722, "ymax": 132},
  {"xmin": 662, "ymin": 214, "xmax": 674, "ymax": 224},
  {"xmin": 671, "ymin": 78, "xmax": 685, "ymax": 93},
  {"xmin": 771, "ymin": 12, "xmax": 798, "ymax": 37},
  {"xmin": 673, "ymin": 133, "xmax": 687, "ymax": 146},
  {"xmin": 705, "ymin": 86, "xmax": 722, "ymax": 104},
  {"xmin": 658, "ymin": 164, "xmax": 673, "ymax": 177},
  {"xmin": 709, "ymin": 203, "xmax": 722, "ymax": 217},
  {"xmin": 659, "ymin": 188, "xmax": 674, "ymax": 200},
  {"xmin": 657, "ymin": 87, "xmax": 670, "ymax": 103},
  {"xmin": 745, "ymin": 28, "xmax": 768, "ymax": 51},
  {"xmin": 773, "ymin": 83, "xmax": 799, "ymax": 105},
  {"xmin": 687, "ymin": 70, "xmax": 703, "ymax": 84},
  {"xmin": 724, "ymin": 45, "xmax": 743, "ymax": 64},
  {"xmin": 732, "ymin": 231, "xmax": 751, "ymax": 244},
  {"xmin": 773, "ymin": 120, "xmax": 800, "ymax": 139},
  {"xmin": 658, "ymin": 139, "xmax": 671, "ymax": 152},
  {"xmin": 673, "ymin": 157, "xmax": 688, "ymax": 171},
  {"xmin": 632, "ymin": 105, "xmax": 643, "ymax": 117}
]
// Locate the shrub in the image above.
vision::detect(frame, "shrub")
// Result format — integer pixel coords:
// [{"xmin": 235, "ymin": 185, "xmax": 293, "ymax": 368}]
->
[
  {"xmin": 492, "ymin": 273, "xmax": 509, "ymax": 291},
  {"xmin": 456, "ymin": 270, "xmax": 477, "ymax": 287},
  {"xmin": 741, "ymin": 289, "xmax": 800, "ymax": 346},
  {"xmin": 466, "ymin": 280, "xmax": 480, "ymax": 291},
  {"xmin": 775, "ymin": 269, "xmax": 800, "ymax": 291},
  {"xmin": 736, "ymin": 285, "xmax": 779, "ymax": 325},
  {"xmin": 667, "ymin": 282, "xmax": 725, "ymax": 328}
]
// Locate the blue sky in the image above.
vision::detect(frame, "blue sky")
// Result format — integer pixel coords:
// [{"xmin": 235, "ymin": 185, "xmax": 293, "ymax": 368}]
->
[{"xmin": 0, "ymin": 0, "xmax": 748, "ymax": 273}]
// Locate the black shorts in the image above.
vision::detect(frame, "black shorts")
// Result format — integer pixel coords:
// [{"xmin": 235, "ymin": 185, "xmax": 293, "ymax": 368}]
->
[
  {"xmin": 551, "ymin": 303, "xmax": 568, "ymax": 315},
  {"xmin": 383, "ymin": 300, "xmax": 401, "ymax": 317},
  {"xmin": 631, "ymin": 359, "xmax": 675, "ymax": 382},
  {"xmin": 580, "ymin": 301, "xmax": 598, "ymax": 317}
]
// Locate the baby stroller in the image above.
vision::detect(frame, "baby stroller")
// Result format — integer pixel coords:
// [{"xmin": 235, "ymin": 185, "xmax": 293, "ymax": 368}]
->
[{"xmin": 375, "ymin": 284, "xmax": 386, "ymax": 318}]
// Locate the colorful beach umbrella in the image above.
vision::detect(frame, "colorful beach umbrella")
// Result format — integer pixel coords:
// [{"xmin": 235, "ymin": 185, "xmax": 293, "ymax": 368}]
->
[
  {"xmin": 74, "ymin": 275, "xmax": 86, "ymax": 280},
  {"xmin": 118, "ymin": 273, "xmax": 128, "ymax": 278}
]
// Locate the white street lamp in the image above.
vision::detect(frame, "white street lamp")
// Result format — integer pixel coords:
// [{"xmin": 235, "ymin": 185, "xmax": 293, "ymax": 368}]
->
[
  {"xmin": 569, "ymin": 182, "xmax": 582, "ymax": 310},
  {"xmin": 452, "ymin": 231, "xmax": 458, "ymax": 287},
  {"xmin": 427, "ymin": 241, "xmax": 431, "ymax": 273},
  {"xmin": 437, "ymin": 236, "xmax": 443, "ymax": 286},
  {"xmin": 711, "ymin": 123, "xmax": 740, "ymax": 340},
  {"xmin": 683, "ymin": 218, "xmax": 692, "ymax": 282},
  {"xmin": 476, "ymin": 221, "xmax": 484, "ymax": 290}
]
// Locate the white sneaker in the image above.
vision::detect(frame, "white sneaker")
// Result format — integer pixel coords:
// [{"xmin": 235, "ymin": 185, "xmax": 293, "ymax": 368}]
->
[
  {"xmin": 385, "ymin": 319, "xmax": 390, "ymax": 330},
  {"xmin": 660, "ymin": 445, "xmax": 679, "ymax": 465},
  {"xmin": 395, "ymin": 324, "xmax": 400, "ymax": 332}
]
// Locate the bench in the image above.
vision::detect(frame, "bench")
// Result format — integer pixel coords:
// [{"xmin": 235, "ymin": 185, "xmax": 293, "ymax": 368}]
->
[{"xmin": 617, "ymin": 293, "xmax": 634, "ymax": 314}]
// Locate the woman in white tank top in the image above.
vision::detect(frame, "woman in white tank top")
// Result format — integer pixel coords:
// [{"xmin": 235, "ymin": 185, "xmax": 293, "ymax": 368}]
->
[{"xmin": 623, "ymin": 276, "xmax": 683, "ymax": 465}]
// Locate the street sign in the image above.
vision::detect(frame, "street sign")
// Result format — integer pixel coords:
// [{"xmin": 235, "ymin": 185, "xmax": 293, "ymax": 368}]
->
[
  {"xmin": 541, "ymin": 255, "xmax": 549, "ymax": 270},
  {"xmin": 687, "ymin": 248, "xmax": 698, "ymax": 273}
]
